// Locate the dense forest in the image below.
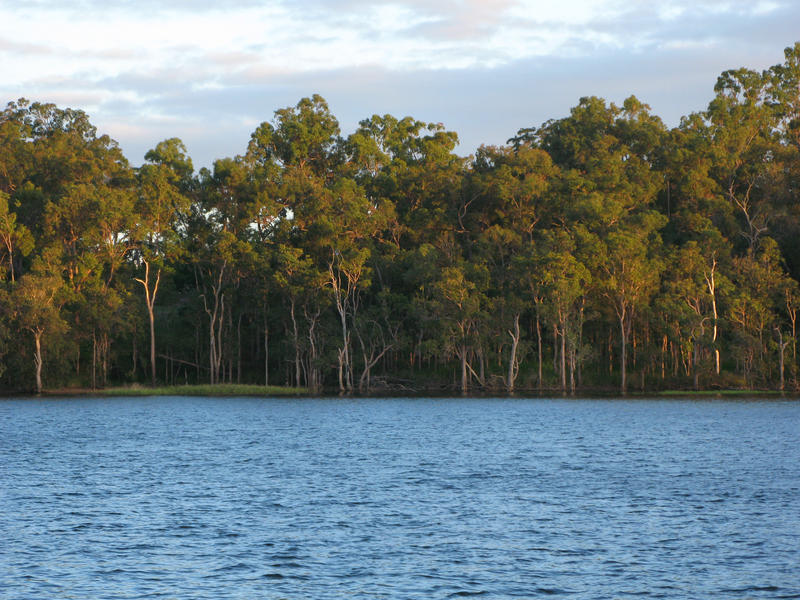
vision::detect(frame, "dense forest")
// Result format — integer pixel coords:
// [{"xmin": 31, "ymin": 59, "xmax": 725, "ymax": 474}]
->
[{"xmin": 2, "ymin": 44, "xmax": 800, "ymax": 394}]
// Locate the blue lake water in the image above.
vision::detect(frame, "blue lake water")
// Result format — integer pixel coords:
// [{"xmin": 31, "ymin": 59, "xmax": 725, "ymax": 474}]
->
[{"xmin": 1, "ymin": 396, "xmax": 799, "ymax": 599}]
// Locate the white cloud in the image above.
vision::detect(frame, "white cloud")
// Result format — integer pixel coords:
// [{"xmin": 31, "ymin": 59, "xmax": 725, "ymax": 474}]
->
[{"xmin": 0, "ymin": 1, "xmax": 797, "ymax": 168}]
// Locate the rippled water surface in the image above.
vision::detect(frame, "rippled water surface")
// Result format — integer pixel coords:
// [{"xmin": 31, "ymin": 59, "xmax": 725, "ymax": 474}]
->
[{"xmin": 2, "ymin": 396, "xmax": 799, "ymax": 599}]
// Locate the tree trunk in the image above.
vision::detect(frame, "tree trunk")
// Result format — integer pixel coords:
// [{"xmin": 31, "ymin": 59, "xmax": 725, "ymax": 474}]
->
[
  {"xmin": 460, "ymin": 347, "xmax": 468, "ymax": 393},
  {"xmin": 337, "ymin": 312, "xmax": 351, "ymax": 392},
  {"xmin": 100, "ymin": 333, "xmax": 109, "ymax": 387},
  {"xmin": 217, "ymin": 295, "xmax": 225, "ymax": 383},
  {"xmin": 560, "ymin": 320, "xmax": 567, "ymax": 394},
  {"xmin": 786, "ymin": 291, "xmax": 797, "ymax": 386},
  {"xmin": 289, "ymin": 298, "xmax": 301, "ymax": 388},
  {"xmin": 478, "ymin": 347, "xmax": 485, "ymax": 387},
  {"xmin": 148, "ymin": 303, "xmax": 156, "ymax": 385},
  {"xmin": 569, "ymin": 345, "xmax": 576, "ymax": 394},
  {"xmin": 329, "ymin": 254, "xmax": 356, "ymax": 392},
  {"xmin": 201, "ymin": 263, "xmax": 226, "ymax": 385},
  {"xmin": 33, "ymin": 328, "xmax": 43, "ymax": 394},
  {"xmin": 92, "ymin": 330, "xmax": 97, "ymax": 390},
  {"xmin": 577, "ymin": 297, "xmax": 585, "ymax": 388},
  {"xmin": 619, "ymin": 309, "xmax": 628, "ymax": 395},
  {"xmin": 705, "ymin": 256, "xmax": 720, "ymax": 375},
  {"xmin": 778, "ymin": 328, "xmax": 788, "ymax": 392},
  {"xmin": 237, "ymin": 313, "xmax": 242, "ymax": 384},
  {"xmin": 132, "ymin": 325, "xmax": 138, "ymax": 380},
  {"xmin": 357, "ymin": 335, "xmax": 393, "ymax": 394},
  {"xmin": 305, "ymin": 307, "xmax": 320, "ymax": 391},
  {"xmin": 264, "ymin": 318, "xmax": 269, "ymax": 387},
  {"xmin": 195, "ymin": 322, "xmax": 200, "ymax": 383},
  {"xmin": 134, "ymin": 259, "xmax": 161, "ymax": 387},
  {"xmin": 6, "ymin": 245, "xmax": 14, "ymax": 282},
  {"xmin": 506, "ymin": 313, "xmax": 520, "ymax": 392},
  {"xmin": 536, "ymin": 308, "xmax": 542, "ymax": 390},
  {"xmin": 553, "ymin": 323, "xmax": 558, "ymax": 375},
  {"xmin": 780, "ymin": 333, "xmax": 785, "ymax": 392},
  {"xmin": 209, "ymin": 315, "xmax": 217, "ymax": 384},
  {"xmin": 337, "ymin": 348, "xmax": 345, "ymax": 392}
]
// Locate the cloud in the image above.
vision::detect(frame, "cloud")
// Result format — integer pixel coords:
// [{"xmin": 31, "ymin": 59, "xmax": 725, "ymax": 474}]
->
[
  {"xmin": 1, "ymin": 0, "xmax": 798, "ymax": 169},
  {"xmin": 380, "ymin": 0, "xmax": 520, "ymax": 42},
  {"xmin": 85, "ymin": 37, "xmax": 790, "ymax": 169},
  {"xmin": 0, "ymin": 37, "xmax": 54, "ymax": 56}
]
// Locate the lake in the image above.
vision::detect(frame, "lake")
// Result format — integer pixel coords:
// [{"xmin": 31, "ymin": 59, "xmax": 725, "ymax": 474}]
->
[{"xmin": 1, "ymin": 396, "xmax": 798, "ymax": 599}]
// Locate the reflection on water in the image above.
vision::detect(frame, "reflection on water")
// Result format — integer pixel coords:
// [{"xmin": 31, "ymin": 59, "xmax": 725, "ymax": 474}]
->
[{"xmin": 2, "ymin": 396, "xmax": 798, "ymax": 599}]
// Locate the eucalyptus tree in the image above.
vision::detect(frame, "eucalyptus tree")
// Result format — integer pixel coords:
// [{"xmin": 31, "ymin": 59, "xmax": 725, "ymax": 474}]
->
[
  {"xmin": 0, "ymin": 191, "xmax": 33, "ymax": 282},
  {"xmin": 197, "ymin": 156, "xmax": 269, "ymax": 383},
  {"xmin": 431, "ymin": 254, "xmax": 489, "ymax": 393},
  {"xmin": 189, "ymin": 224, "xmax": 249, "ymax": 385},
  {"xmin": 468, "ymin": 144, "xmax": 558, "ymax": 391},
  {"xmin": 134, "ymin": 138, "xmax": 193, "ymax": 385},
  {"xmin": 12, "ymin": 266, "xmax": 66, "ymax": 393},
  {"xmin": 247, "ymin": 96, "xmax": 350, "ymax": 387},
  {"xmin": 537, "ymin": 229, "xmax": 591, "ymax": 393},
  {"xmin": 660, "ymin": 240, "xmax": 732, "ymax": 388},
  {"xmin": 349, "ymin": 114, "xmax": 463, "ymax": 249},
  {"xmin": 705, "ymin": 68, "xmax": 781, "ymax": 254},
  {"xmin": 597, "ymin": 214, "xmax": 665, "ymax": 393},
  {"xmin": 270, "ymin": 243, "xmax": 326, "ymax": 390},
  {"xmin": 322, "ymin": 178, "xmax": 379, "ymax": 392},
  {"xmin": 514, "ymin": 96, "xmax": 668, "ymax": 392},
  {"xmin": 0, "ymin": 104, "xmax": 35, "ymax": 280},
  {"xmin": 346, "ymin": 114, "xmax": 465, "ymax": 384},
  {"xmin": 762, "ymin": 43, "xmax": 800, "ymax": 280},
  {"xmin": 320, "ymin": 166, "xmax": 395, "ymax": 391},
  {"xmin": 780, "ymin": 277, "xmax": 800, "ymax": 389},
  {"xmin": 9, "ymin": 101, "xmax": 136, "ymax": 385},
  {"xmin": 0, "ymin": 100, "xmax": 33, "ymax": 196},
  {"xmin": 726, "ymin": 237, "xmax": 798, "ymax": 387}
]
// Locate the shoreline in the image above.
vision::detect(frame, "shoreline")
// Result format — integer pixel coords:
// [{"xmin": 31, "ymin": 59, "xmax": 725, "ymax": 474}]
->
[{"xmin": 2, "ymin": 383, "xmax": 791, "ymax": 399}]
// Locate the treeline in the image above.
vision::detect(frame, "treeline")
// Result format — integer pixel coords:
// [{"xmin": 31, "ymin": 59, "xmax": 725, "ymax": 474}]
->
[{"xmin": 2, "ymin": 44, "xmax": 800, "ymax": 394}]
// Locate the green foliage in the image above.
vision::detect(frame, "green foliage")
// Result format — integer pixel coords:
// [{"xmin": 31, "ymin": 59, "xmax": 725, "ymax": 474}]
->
[{"xmin": 4, "ymin": 43, "xmax": 800, "ymax": 393}]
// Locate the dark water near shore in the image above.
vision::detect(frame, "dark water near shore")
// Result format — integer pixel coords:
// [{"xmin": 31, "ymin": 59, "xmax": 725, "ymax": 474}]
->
[{"xmin": 1, "ymin": 396, "xmax": 799, "ymax": 599}]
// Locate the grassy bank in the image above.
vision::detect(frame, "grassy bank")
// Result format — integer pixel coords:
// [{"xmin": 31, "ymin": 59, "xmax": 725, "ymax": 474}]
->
[
  {"xmin": 99, "ymin": 383, "xmax": 308, "ymax": 397},
  {"xmin": 657, "ymin": 389, "xmax": 784, "ymax": 397},
  {"xmin": 35, "ymin": 384, "xmax": 791, "ymax": 398}
]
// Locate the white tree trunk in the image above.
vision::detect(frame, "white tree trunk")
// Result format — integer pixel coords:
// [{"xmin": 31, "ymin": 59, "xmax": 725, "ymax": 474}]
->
[
  {"xmin": 33, "ymin": 329, "xmax": 43, "ymax": 394},
  {"xmin": 506, "ymin": 313, "xmax": 520, "ymax": 392}
]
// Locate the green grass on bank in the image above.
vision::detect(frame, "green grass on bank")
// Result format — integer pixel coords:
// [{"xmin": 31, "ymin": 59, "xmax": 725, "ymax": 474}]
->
[
  {"xmin": 100, "ymin": 383, "xmax": 308, "ymax": 397},
  {"xmin": 41, "ymin": 384, "xmax": 790, "ymax": 398},
  {"xmin": 658, "ymin": 388, "xmax": 784, "ymax": 396}
]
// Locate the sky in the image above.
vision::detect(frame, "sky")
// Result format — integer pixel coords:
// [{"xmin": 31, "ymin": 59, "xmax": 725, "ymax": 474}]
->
[{"xmin": 1, "ymin": 0, "xmax": 798, "ymax": 169}]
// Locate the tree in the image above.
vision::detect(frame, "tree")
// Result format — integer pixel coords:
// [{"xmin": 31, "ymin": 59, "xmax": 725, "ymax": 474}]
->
[
  {"xmin": 13, "ymin": 270, "xmax": 65, "ymax": 393},
  {"xmin": 468, "ymin": 144, "xmax": 559, "ymax": 391},
  {"xmin": 134, "ymin": 139, "xmax": 193, "ymax": 385},
  {"xmin": 599, "ymin": 214, "xmax": 666, "ymax": 393},
  {"xmin": 539, "ymin": 229, "xmax": 591, "ymax": 393},
  {"xmin": 432, "ymin": 256, "xmax": 488, "ymax": 393},
  {"xmin": 272, "ymin": 244, "xmax": 326, "ymax": 390},
  {"xmin": 705, "ymin": 68, "xmax": 780, "ymax": 254},
  {"xmin": 0, "ymin": 191, "xmax": 34, "ymax": 282},
  {"xmin": 661, "ymin": 241, "xmax": 730, "ymax": 388}
]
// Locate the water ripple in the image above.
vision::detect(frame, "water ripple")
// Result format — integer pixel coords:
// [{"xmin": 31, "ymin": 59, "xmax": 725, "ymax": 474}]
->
[{"xmin": 1, "ymin": 396, "xmax": 799, "ymax": 599}]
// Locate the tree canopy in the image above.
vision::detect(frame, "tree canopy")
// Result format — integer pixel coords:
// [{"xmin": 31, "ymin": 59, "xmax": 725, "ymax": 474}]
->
[{"xmin": 4, "ymin": 44, "xmax": 800, "ymax": 394}]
